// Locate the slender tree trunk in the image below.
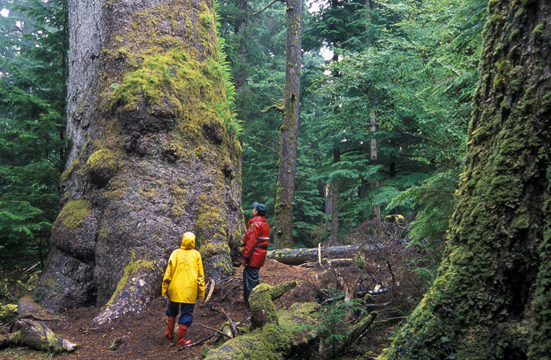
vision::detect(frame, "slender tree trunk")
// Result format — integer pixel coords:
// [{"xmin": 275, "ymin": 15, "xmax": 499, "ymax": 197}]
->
[
  {"xmin": 325, "ymin": 184, "xmax": 332, "ymax": 230},
  {"xmin": 369, "ymin": 110, "xmax": 380, "ymax": 220},
  {"xmin": 383, "ymin": 1, "xmax": 551, "ymax": 359},
  {"xmin": 38, "ymin": 0, "xmax": 245, "ymax": 326},
  {"xmin": 234, "ymin": 0, "xmax": 249, "ymax": 117},
  {"xmin": 329, "ymin": 147, "xmax": 340, "ymax": 245},
  {"xmin": 273, "ymin": 0, "xmax": 302, "ymax": 249}
]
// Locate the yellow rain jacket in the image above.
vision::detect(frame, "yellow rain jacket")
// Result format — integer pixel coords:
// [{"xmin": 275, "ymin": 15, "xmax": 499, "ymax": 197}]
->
[{"xmin": 162, "ymin": 232, "xmax": 205, "ymax": 303}]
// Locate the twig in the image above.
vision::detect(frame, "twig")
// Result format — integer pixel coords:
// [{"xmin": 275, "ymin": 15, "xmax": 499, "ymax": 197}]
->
[
  {"xmin": 253, "ymin": 0, "xmax": 283, "ymax": 16},
  {"xmin": 176, "ymin": 333, "xmax": 215, "ymax": 350},
  {"xmin": 374, "ymin": 316, "xmax": 405, "ymax": 324},
  {"xmin": 221, "ymin": 284, "xmax": 241, "ymax": 300},
  {"xmin": 261, "ymin": 104, "xmax": 285, "ymax": 113},
  {"xmin": 249, "ymin": 140, "xmax": 280, "ymax": 156},
  {"xmin": 194, "ymin": 323, "xmax": 232, "ymax": 337},
  {"xmin": 257, "ymin": 134, "xmax": 281, "ymax": 146},
  {"xmin": 24, "ymin": 263, "xmax": 40, "ymax": 273},
  {"xmin": 365, "ymin": 300, "xmax": 393, "ymax": 308},
  {"xmin": 222, "ymin": 308, "xmax": 238, "ymax": 338}
]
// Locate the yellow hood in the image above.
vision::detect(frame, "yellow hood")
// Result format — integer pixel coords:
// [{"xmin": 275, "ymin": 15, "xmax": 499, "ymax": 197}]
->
[{"xmin": 180, "ymin": 232, "xmax": 195, "ymax": 250}]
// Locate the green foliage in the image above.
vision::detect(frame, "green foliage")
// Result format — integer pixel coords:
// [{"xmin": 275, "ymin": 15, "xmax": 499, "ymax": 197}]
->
[
  {"xmin": 308, "ymin": 0, "xmax": 485, "ymax": 242},
  {"xmin": 318, "ymin": 298, "xmax": 366, "ymax": 358},
  {"xmin": 218, "ymin": 0, "xmax": 327, "ymax": 245},
  {"xmin": 0, "ymin": 0, "xmax": 68, "ymax": 271}
]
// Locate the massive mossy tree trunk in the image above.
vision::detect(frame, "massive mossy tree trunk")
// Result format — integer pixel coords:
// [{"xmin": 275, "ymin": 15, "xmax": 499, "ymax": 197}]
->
[
  {"xmin": 37, "ymin": 0, "xmax": 245, "ymax": 325},
  {"xmin": 273, "ymin": 0, "xmax": 302, "ymax": 249},
  {"xmin": 382, "ymin": 1, "xmax": 551, "ymax": 359}
]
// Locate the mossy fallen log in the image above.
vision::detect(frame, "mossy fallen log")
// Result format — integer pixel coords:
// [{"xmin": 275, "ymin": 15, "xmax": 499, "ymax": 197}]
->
[
  {"xmin": 18, "ymin": 295, "xmax": 60, "ymax": 321},
  {"xmin": 0, "ymin": 318, "xmax": 78, "ymax": 352},
  {"xmin": 203, "ymin": 281, "xmax": 377, "ymax": 359},
  {"xmin": 0, "ymin": 296, "xmax": 77, "ymax": 353},
  {"xmin": 249, "ymin": 281, "xmax": 297, "ymax": 328},
  {"xmin": 267, "ymin": 244, "xmax": 382, "ymax": 265}
]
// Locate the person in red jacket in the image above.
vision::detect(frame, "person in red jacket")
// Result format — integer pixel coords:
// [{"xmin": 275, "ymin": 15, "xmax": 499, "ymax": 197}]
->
[{"xmin": 241, "ymin": 202, "xmax": 271, "ymax": 306}]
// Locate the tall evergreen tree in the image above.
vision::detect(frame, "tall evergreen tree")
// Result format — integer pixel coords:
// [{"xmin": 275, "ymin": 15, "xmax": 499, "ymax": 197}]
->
[
  {"xmin": 273, "ymin": 0, "xmax": 303, "ymax": 249},
  {"xmin": 382, "ymin": 0, "xmax": 551, "ymax": 358},
  {"xmin": 37, "ymin": 0, "xmax": 244, "ymax": 328},
  {"xmin": 0, "ymin": 0, "xmax": 68, "ymax": 271}
]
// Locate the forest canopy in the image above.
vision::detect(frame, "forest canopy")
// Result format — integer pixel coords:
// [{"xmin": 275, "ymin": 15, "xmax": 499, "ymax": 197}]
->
[{"xmin": 0, "ymin": 0, "xmax": 487, "ymax": 275}]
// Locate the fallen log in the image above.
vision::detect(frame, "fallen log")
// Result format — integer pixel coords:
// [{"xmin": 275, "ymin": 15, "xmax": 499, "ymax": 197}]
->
[
  {"xmin": 299, "ymin": 258, "xmax": 354, "ymax": 268},
  {"xmin": 336, "ymin": 311, "xmax": 377, "ymax": 352},
  {"xmin": 249, "ymin": 281, "xmax": 298, "ymax": 328},
  {"xmin": 0, "ymin": 295, "xmax": 78, "ymax": 353},
  {"xmin": 0, "ymin": 318, "xmax": 78, "ymax": 352},
  {"xmin": 267, "ymin": 244, "xmax": 384, "ymax": 266},
  {"xmin": 202, "ymin": 282, "xmax": 378, "ymax": 359}
]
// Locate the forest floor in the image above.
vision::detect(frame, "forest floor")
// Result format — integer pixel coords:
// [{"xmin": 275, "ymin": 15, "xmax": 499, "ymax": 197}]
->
[{"xmin": 0, "ymin": 258, "xmax": 398, "ymax": 359}]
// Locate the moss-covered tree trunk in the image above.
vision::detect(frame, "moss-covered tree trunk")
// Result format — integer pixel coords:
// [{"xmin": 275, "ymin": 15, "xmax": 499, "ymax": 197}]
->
[
  {"xmin": 381, "ymin": 1, "xmax": 551, "ymax": 359},
  {"xmin": 37, "ymin": 0, "xmax": 245, "ymax": 325},
  {"xmin": 273, "ymin": 0, "xmax": 302, "ymax": 249}
]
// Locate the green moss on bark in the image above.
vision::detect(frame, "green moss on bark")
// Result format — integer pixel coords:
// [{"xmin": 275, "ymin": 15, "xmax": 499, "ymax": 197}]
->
[
  {"xmin": 106, "ymin": 257, "xmax": 156, "ymax": 307},
  {"xmin": 380, "ymin": 0, "xmax": 551, "ymax": 359},
  {"xmin": 57, "ymin": 200, "xmax": 92, "ymax": 230}
]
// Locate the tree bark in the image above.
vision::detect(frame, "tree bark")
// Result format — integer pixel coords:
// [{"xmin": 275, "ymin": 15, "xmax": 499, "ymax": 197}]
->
[
  {"xmin": 273, "ymin": 0, "xmax": 302, "ymax": 249},
  {"xmin": 37, "ymin": 0, "xmax": 245, "ymax": 325},
  {"xmin": 324, "ymin": 184, "xmax": 332, "ymax": 230},
  {"xmin": 329, "ymin": 148, "xmax": 340, "ymax": 245},
  {"xmin": 234, "ymin": 0, "xmax": 249, "ymax": 117},
  {"xmin": 369, "ymin": 110, "xmax": 380, "ymax": 220},
  {"xmin": 382, "ymin": 1, "xmax": 551, "ymax": 359}
]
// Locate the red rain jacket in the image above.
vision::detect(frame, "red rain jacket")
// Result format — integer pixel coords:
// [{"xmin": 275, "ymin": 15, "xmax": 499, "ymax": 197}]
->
[{"xmin": 241, "ymin": 216, "xmax": 270, "ymax": 268}]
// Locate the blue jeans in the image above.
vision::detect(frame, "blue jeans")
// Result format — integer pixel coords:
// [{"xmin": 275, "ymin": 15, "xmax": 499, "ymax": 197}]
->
[{"xmin": 166, "ymin": 301, "xmax": 195, "ymax": 326}]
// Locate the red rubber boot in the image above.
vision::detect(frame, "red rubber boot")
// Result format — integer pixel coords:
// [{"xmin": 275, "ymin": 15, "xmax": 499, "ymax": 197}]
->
[
  {"xmin": 176, "ymin": 325, "xmax": 192, "ymax": 346},
  {"xmin": 165, "ymin": 317, "xmax": 175, "ymax": 340}
]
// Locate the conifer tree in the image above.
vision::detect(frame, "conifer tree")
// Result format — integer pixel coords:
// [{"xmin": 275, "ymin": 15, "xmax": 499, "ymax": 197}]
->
[
  {"xmin": 0, "ymin": 0, "xmax": 68, "ymax": 271},
  {"xmin": 382, "ymin": 0, "xmax": 551, "ymax": 358},
  {"xmin": 36, "ymin": 0, "xmax": 245, "ymax": 327}
]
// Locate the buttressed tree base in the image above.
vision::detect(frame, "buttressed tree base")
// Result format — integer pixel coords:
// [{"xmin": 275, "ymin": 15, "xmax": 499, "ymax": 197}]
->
[{"xmin": 37, "ymin": 0, "xmax": 244, "ymax": 326}]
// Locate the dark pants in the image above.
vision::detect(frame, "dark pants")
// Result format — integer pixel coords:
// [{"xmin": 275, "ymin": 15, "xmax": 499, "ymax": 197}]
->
[
  {"xmin": 243, "ymin": 266, "xmax": 260, "ymax": 305},
  {"xmin": 166, "ymin": 301, "xmax": 195, "ymax": 326}
]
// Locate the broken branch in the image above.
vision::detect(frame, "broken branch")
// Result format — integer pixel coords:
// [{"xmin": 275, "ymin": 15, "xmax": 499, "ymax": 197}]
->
[
  {"xmin": 222, "ymin": 308, "xmax": 238, "ymax": 338},
  {"xmin": 193, "ymin": 323, "xmax": 231, "ymax": 337},
  {"xmin": 176, "ymin": 333, "xmax": 215, "ymax": 350},
  {"xmin": 253, "ymin": 0, "xmax": 283, "ymax": 15}
]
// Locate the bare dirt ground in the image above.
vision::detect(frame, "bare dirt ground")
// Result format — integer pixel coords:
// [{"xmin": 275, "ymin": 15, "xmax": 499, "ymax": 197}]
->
[{"xmin": 0, "ymin": 260, "xmax": 340, "ymax": 360}]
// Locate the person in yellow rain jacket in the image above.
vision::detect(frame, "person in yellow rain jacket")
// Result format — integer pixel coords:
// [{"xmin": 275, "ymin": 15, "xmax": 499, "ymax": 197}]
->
[{"xmin": 162, "ymin": 232, "xmax": 205, "ymax": 346}]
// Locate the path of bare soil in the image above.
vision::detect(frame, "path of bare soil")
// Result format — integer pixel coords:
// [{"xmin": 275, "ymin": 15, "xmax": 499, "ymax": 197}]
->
[{"xmin": 0, "ymin": 260, "xmax": 327, "ymax": 360}]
